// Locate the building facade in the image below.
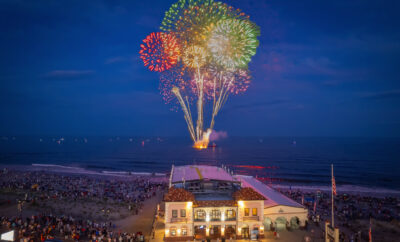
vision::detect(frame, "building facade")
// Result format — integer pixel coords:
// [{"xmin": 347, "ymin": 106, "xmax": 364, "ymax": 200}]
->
[{"xmin": 164, "ymin": 165, "xmax": 307, "ymax": 241}]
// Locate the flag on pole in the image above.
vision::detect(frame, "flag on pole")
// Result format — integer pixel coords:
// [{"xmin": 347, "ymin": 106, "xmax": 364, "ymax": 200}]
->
[
  {"xmin": 369, "ymin": 218, "xmax": 372, "ymax": 242},
  {"xmin": 332, "ymin": 174, "xmax": 337, "ymax": 196}
]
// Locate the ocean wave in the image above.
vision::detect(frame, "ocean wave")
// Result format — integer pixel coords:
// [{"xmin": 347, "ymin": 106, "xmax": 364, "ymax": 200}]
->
[
  {"xmin": 32, "ymin": 163, "xmax": 83, "ymax": 170},
  {"xmin": 102, "ymin": 170, "xmax": 131, "ymax": 175},
  {"xmin": 30, "ymin": 164, "xmax": 165, "ymax": 177}
]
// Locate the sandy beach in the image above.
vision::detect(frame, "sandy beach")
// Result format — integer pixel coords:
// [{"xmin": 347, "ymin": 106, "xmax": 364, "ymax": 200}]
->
[
  {"xmin": 1, "ymin": 166, "xmax": 400, "ymax": 241},
  {"xmin": 0, "ymin": 166, "xmax": 167, "ymax": 241}
]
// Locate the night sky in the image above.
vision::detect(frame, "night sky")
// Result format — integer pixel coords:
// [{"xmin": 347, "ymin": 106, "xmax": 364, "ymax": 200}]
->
[{"xmin": 1, "ymin": 0, "xmax": 399, "ymax": 137}]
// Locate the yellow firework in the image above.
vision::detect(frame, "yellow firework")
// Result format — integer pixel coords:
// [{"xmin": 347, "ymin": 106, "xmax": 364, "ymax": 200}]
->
[{"xmin": 183, "ymin": 45, "xmax": 206, "ymax": 69}]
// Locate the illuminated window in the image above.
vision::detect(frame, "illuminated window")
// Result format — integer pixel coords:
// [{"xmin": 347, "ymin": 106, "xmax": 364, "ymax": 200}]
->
[
  {"xmin": 172, "ymin": 210, "xmax": 178, "ymax": 218},
  {"xmin": 211, "ymin": 209, "xmax": 221, "ymax": 220},
  {"xmin": 244, "ymin": 208, "xmax": 249, "ymax": 216},
  {"xmin": 182, "ymin": 227, "xmax": 188, "ymax": 236},
  {"xmin": 170, "ymin": 227, "xmax": 177, "ymax": 236},
  {"xmin": 226, "ymin": 209, "xmax": 236, "ymax": 219},
  {"xmin": 252, "ymin": 208, "xmax": 257, "ymax": 216},
  {"xmin": 180, "ymin": 209, "xmax": 186, "ymax": 217},
  {"xmin": 195, "ymin": 209, "xmax": 206, "ymax": 220}
]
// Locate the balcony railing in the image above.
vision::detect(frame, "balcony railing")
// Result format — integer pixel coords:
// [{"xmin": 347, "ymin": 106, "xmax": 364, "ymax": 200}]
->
[
  {"xmin": 243, "ymin": 216, "xmax": 259, "ymax": 221},
  {"xmin": 171, "ymin": 217, "xmax": 187, "ymax": 223},
  {"xmin": 193, "ymin": 217, "xmax": 237, "ymax": 222}
]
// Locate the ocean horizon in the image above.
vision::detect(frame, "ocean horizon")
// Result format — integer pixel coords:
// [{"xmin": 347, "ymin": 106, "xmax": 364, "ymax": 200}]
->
[{"xmin": 1, "ymin": 136, "xmax": 399, "ymax": 191}]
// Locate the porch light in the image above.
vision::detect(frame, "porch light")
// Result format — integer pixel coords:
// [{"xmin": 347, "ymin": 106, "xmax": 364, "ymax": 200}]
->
[{"xmin": 238, "ymin": 200, "xmax": 244, "ymax": 207}]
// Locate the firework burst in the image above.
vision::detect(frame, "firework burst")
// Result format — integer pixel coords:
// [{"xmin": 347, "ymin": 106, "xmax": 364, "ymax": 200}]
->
[
  {"xmin": 140, "ymin": 0, "xmax": 260, "ymax": 148},
  {"xmin": 139, "ymin": 32, "xmax": 180, "ymax": 72},
  {"xmin": 208, "ymin": 19, "xmax": 260, "ymax": 69}
]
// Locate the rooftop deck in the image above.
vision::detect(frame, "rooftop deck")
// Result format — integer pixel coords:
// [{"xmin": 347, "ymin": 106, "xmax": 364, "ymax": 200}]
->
[{"xmin": 171, "ymin": 165, "xmax": 237, "ymax": 183}]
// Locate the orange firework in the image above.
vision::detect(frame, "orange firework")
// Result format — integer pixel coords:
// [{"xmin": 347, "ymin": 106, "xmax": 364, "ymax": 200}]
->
[{"xmin": 139, "ymin": 32, "xmax": 180, "ymax": 72}]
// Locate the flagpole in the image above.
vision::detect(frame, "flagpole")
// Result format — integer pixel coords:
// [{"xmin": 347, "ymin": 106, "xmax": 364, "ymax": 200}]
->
[{"xmin": 331, "ymin": 163, "xmax": 334, "ymax": 227}]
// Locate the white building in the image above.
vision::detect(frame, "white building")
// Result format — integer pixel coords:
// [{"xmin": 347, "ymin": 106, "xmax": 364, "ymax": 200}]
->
[
  {"xmin": 164, "ymin": 165, "xmax": 308, "ymax": 241},
  {"xmin": 236, "ymin": 175, "xmax": 308, "ymax": 231}
]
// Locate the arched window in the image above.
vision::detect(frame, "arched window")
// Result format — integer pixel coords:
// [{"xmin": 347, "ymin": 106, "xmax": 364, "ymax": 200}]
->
[
  {"xmin": 194, "ymin": 209, "xmax": 206, "ymax": 221},
  {"xmin": 225, "ymin": 209, "xmax": 236, "ymax": 220},
  {"xmin": 181, "ymin": 226, "xmax": 188, "ymax": 236},
  {"xmin": 170, "ymin": 227, "xmax": 177, "ymax": 236},
  {"xmin": 211, "ymin": 209, "xmax": 221, "ymax": 220}
]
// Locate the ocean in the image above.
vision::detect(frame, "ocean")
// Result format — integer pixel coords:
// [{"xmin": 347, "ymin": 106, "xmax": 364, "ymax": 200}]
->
[{"xmin": 1, "ymin": 136, "xmax": 399, "ymax": 192}]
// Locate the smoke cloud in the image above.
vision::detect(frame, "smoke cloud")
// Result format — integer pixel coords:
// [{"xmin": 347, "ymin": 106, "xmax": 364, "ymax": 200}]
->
[{"xmin": 209, "ymin": 130, "xmax": 228, "ymax": 141}]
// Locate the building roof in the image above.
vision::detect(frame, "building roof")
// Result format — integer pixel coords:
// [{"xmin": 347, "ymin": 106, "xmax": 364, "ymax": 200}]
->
[
  {"xmin": 194, "ymin": 200, "xmax": 237, "ymax": 207},
  {"xmin": 171, "ymin": 165, "xmax": 236, "ymax": 183},
  {"xmin": 235, "ymin": 175, "xmax": 304, "ymax": 208},
  {"xmin": 164, "ymin": 187, "xmax": 195, "ymax": 202},
  {"xmin": 232, "ymin": 187, "xmax": 266, "ymax": 201}
]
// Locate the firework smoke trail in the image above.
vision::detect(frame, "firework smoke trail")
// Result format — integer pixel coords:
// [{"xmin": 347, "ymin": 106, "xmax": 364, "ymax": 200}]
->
[
  {"xmin": 183, "ymin": 45, "xmax": 207, "ymax": 142},
  {"xmin": 172, "ymin": 87, "xmax": 196, "ymax": 142},
  {"xmin": 196, "ymin": 65, "xmax": 204, "ymax": 141},
  {"xmin": 209, "ymin": 73, "xmax": 234, "ymax": 130}
]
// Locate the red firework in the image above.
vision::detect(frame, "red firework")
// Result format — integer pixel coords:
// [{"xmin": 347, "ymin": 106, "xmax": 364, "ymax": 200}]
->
[{"xmin": 139, "ymin": 32, "xmax": 180, "ymax": 72}]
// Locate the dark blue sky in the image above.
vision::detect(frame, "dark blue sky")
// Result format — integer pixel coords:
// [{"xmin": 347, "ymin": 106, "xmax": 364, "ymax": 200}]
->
[{"xmin": 1, "ymin": 0, "xmax": 399, "ymax": 137}]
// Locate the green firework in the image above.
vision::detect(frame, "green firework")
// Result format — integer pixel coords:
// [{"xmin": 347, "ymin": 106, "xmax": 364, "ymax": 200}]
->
[{"xmin": 207, "ymin": 18, "xmax": 260, "ymax": 69}]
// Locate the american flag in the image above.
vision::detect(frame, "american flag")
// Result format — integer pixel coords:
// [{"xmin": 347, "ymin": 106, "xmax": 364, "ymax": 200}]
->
[{"xmin": 332, "ymin": 175, "xmax": 337, "ymax": 196}]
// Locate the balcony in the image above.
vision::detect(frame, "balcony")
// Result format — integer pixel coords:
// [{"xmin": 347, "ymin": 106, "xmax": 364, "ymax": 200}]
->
[
  {"xmin": 225, "ymin": 217, "xmax": 236, "ymax": 221},
  {"xmin": 170, "ymin": 217, "xmax": 187, "ymax": 223},
  {"xmin": 193, "ymin": 217, "xmax": 237, "ymax": 222},
  {"xmin": 243, "ymin": 216, "xmax": 259, "ymax": 221},
  {"xmin": 210, "ymin": 218, "xmax": 221, "ymax": 222}
]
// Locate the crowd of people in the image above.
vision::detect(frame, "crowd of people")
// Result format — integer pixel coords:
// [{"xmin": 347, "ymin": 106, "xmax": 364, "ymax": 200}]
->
[
  {"xmin": 1, "ymin": 214, "xmax": 147, "ymax": 241},
  {"xmin": 0, "ymin": 169, "xmax": 165, "ymax": 206},
  {"xmin": 0, "ymin": 169, "xmax": 167, "ymax": 241},
  {"xmin": 283, "ymin": 189, "xmax": 400, "ymax": 241},
  {"xmin": 284, "ymin": 189, "xmax": 400, "ymax": 222}
]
